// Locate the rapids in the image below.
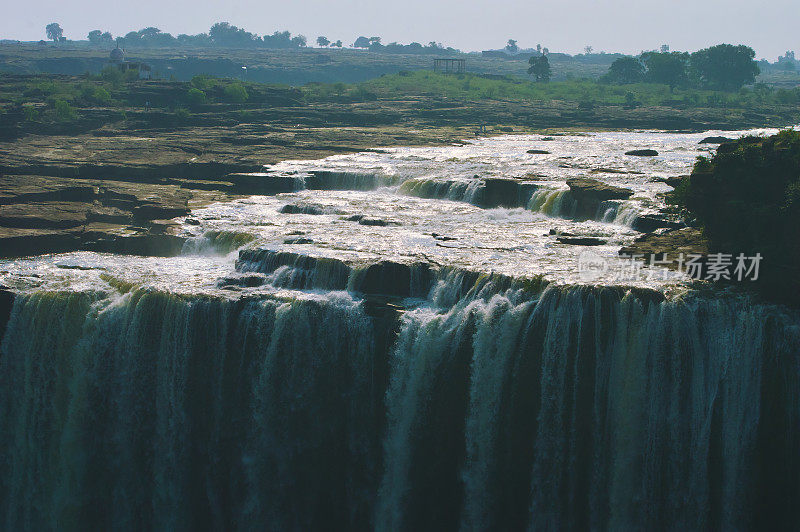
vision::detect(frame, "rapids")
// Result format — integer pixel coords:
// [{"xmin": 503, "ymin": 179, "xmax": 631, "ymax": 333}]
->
[{"xmin": 1, "ymin": 129, "xmax": 798, "ymax": 530}]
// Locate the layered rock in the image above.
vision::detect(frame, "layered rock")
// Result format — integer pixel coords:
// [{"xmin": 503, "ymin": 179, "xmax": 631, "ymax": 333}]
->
[
  {"xmin": 566, "ymin": 177, "xmax": 634, "ymax": 219},
  {"xmin": 0, "ymin": 175, "xmax": 190, "ymax": 258}
]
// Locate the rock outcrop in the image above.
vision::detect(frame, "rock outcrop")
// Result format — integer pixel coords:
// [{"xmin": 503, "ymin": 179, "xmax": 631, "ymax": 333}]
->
[
  {"xmin": 566, "ymin": 177, "xmax": 634, "ymax": 219},
  {"xmin": 619, "ymin": 227, "xmax": 709, "ymax": 267},
  {"xmin": 625, "ymin": 149, "xmax": 659, "ymax": 157},
  {"xmin": 698, "ymin": 136, "xmax": 734, "ymax": 144},
  {"xmin": 0, "ymin": 175, "xmax": 190, "ymax": 258},
  {"xmin": 566, "ymin": 178, "xmax": 634, "ymax": 202}
]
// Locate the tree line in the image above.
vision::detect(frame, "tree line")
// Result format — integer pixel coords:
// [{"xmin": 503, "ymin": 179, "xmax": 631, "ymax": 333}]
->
[
  {"xmin": 602, "ymin": 45, "xmax": 760, "ymax": 91},
  {"xmin": 46, "ymin": 22, "xmax": 308, "ymax": 49}
]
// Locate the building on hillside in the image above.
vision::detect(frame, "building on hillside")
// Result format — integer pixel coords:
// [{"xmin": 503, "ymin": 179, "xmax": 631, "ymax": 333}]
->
[{"xmin": 108, "ymin": 46, "xmax": 152, "ymax": 79}]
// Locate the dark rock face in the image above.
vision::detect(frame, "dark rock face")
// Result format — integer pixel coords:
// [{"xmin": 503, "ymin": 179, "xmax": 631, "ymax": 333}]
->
[
  {"xmin": 217, "ymin": 273, "xmax": 267, "ymax": 288},
  {"xmin": 631, "ymin": 214, "xmax": 686, "ymax": 233},
  {"xmin": 280, "ymin": 204, "xmax": 326, "ymax": 215},
  {"xmin": 699, "ymin": 136, "xmax": 734, "ymax": 144},
  {"xmin": 625, "ymin": 149, "xmax": 659, "ymax": 157},
  {"xmin": 225, "ymin": 173, "xmax": 301, "ymax": 195},
  {"xmin": 82, "ymin": 234, "xmax": 187, "ymax": 257},
  {"xmin": 352, "ymin": 261, "xmax": 433, "ymax": 298},
  {"xmin": 663, "ymin": 175, "xmax": 688, "ymax": 189},
  {"xmin": 556, "ymin": 236, "xmax": 607, "ymax": 246},
  {"xmin": 358, "ymin": 218, "xmax": 399, "ymax": 227},
  {"xmin": 478, "ymin": 178, "xmax": 537, "ymax": 209}
]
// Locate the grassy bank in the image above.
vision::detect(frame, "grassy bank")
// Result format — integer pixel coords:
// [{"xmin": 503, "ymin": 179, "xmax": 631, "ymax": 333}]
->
[{"xmin": 2, "ymin": 70, "xmax": 799, "ymax": 142}]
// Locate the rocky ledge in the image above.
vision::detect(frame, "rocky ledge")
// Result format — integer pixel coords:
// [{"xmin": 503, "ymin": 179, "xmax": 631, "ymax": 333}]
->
[{"xmin": 0, "ymin": 175, "xmax": 191, "ymax": 257}]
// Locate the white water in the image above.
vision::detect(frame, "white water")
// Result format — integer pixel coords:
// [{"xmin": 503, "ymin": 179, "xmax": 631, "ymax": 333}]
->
[{"xmin": 1, "ymin": 128, "xmax": 798, "ymax": 530}]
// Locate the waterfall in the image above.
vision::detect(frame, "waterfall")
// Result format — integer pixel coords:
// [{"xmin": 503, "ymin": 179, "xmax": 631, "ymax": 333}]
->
[
  {"xmin": 0, "ymin": 289, "xmax": 391, "ymax": 531},
  {"xmin": 399, "ymin": 178, "xmax": 484, "ymax": 204},
  {"xmin": 182, "ymin": 231, "xmax": 257, "ymax": 255},
  {"xmin": 1, "ymin": 278, "xmax": 799, "ymax": 530},
  {"xmin": 527, "ymin": 188, "xmax": 578, "ymax": 218},
  {"xmin": 599, "ymin": 200, "xmax": 641, "ymax": 226}
]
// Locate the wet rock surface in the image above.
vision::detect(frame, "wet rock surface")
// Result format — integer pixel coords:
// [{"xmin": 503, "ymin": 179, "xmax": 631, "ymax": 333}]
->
[
  {"xmin": 556, "ymin": 236, "xmax": 607, "ymax": 246},
  {"xmin": 566, "ymin": 178, "xmax": 635, "ymax": 202},
  {"xmin": 631, "ymin": 213, "xmax": 686, "ymax": 233},
  {"xmin": 699, "ymin": 136, "xmax": 734, "ymax": 144},
  {"xmin": 625, "ymin": 149, "xmax": 659, "ymax": 156}
]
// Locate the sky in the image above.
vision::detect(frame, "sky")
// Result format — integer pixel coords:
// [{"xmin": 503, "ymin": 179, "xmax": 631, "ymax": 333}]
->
[{"xmin": 4, "ymin": 0, "xmax": 798, "ymax": 60}]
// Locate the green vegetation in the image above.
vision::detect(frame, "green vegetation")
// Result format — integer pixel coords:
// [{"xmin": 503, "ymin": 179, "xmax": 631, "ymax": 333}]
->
[
  {"xmin": 222, "ymin": 83, "xmax": 249, "ymax": 103},
  {"xmin": 604, "ymin": 57, "xmax": 645, "ymax": 84},
  {"xmin": 671, "ymin": 130, "xmax": 800, "ymax": 302},
  {"xmin": 602, "ymin": 45, "xmax": 761, "ymax": 91},
  {"xmin": 186, "ymin": 87, "xmax": 207, "ymax": 106},
  {"xmin": 1, "ymin": 70, "xmax": 798, "ymax": 140},
  {"xmin": 322, "ymin": 70, "xmax": 800, "ymax": 109},
  {"xmin": 45, "ymin": 23, "xmax": 63, "ymax": 43},
  {"xmin": 528, "ymin": 55, "xmax": 552, "ymax": 82}
]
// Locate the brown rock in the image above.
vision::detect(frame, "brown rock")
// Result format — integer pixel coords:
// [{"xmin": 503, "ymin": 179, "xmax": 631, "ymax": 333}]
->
[{"xmin": 566, "ymin": 178, "xmax": 634, "ymax": 202}]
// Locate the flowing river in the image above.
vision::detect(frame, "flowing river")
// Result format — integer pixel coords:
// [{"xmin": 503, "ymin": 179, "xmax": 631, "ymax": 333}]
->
[{"xmin": 1, "ymin": 130, "xmax": 798, "ymax": 530}]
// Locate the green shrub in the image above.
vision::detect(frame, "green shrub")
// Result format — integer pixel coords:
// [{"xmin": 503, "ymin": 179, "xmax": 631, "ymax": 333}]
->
[
  {"xmin": 100, "ymin": 66, "xmax": 124, "ymax": 85},
  {"xmin": 186, "ymin": 87, "xmax": 207, "ymax": 106},
  {"xmin": 174, "ymin": 107, "xmax": 190, "ymax": 119},
  {"xmin": 53, "ymin": 99, "xmax": 77, "ymax": 121},
  {"xmin": 223, "ymin": 83, "xmax": 248, "ymax": 103}
]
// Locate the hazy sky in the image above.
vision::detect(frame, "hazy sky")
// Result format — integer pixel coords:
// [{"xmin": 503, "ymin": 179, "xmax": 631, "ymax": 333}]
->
[{"xmin": 5, "ymin": 0, "xmax": 798, "ymax": 60}]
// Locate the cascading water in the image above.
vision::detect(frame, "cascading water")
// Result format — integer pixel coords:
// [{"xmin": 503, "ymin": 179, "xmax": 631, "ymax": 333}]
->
[
  {"xmin": 2, "ymin": 129, "xmax": 797, "ymax": 530},
  {"xmin": 527, "ymin": 188, "xmax": 578, "ymax": 218},
  {"xmin": 1, "ymin": 276, "xmax": 798, "ymax": 530}
]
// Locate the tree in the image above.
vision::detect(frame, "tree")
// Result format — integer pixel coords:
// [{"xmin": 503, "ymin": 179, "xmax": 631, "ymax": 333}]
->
[
  {"xmin": 641, "ymin": 51, "xmax": 689, "ymax": 89},
  {"xmin": 690, "ymin": 44, "xmax": 760, "ymax": 91},
  {"xmin": 505, "ymin": 39, "xmax": 518, "ymax": 54},
  {"xmin": 291, "ymin": 35, "xmax": 307, "ymax": 47},
  {"xmin": 671, "ymin": 130, "xmax": 800, "ymax": 302},
  {"xmin": 186, "ymin": 88, "xmax": 207, "ymax": 107},
  {"xmin": 317, "ymin": 36, "xmax": 330, "ymax": 47},
  {"xmin": 353, "ymin": 36, "xmax": 370, "ymax": 48},
  {"xmin": 46, "ymin": 23, "xmax": 63, "ymax": 42},
  {"xmin": 332, "ymin": 40, "xmax": 343, "ymax": 48},
  {"xmin": 209, "ymin": 22, "xmax": 257, "ymax": 47},
  {"xmin": 584, "ymin": 45, "xmax": 593, "ymax": 55},
  {"xmin": 222, "ymin": 83, "xmax": 248, "ymax": 103},
  {"xmin": 528, "ymin": 54, "xmax": 551, "ymax": 82},
  {"xmin": 605, "ymin": 56, "xmax": 645, "ymax": 84}
]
